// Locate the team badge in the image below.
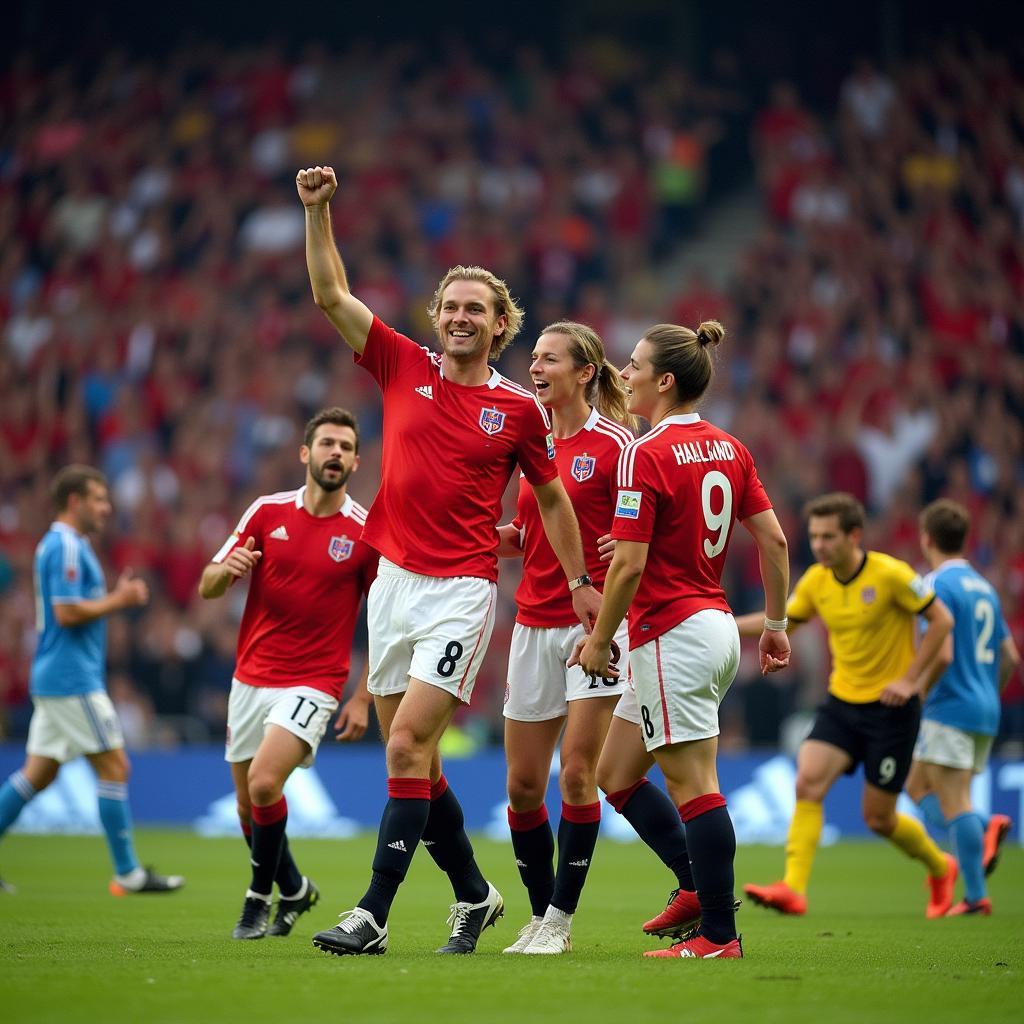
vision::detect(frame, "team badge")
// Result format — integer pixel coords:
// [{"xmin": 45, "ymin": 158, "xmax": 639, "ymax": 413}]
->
[
  {"xmin": 571, "ymin": 453, "xmax": 596, "ymax": 482},
  {"xmin": 328, "ymin": 535, "xmax": 353, "ymax": 562},
  {"xmin": 861, "ymin": 586, "xmax": 876, "ymax": 605},
  {"xmin": 479, "ymin": 407, "xmax": 506, "ymax": 435}
]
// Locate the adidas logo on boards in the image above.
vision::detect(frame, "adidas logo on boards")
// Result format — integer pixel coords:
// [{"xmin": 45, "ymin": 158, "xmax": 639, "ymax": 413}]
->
[
  {"xmin": 568, "ymin": 859, "xmax": 589, "ymax": 868},
  {"xmin": 388, "ymin": 839, "xmax": 408, "ymax": 852},
  {"xmin": 415, "ymin": 385, "xmax": 433, "ymax": 400},
  {"xmin": 269, "ymin": 526, "xmax": 290, "ymax": 540},
  {"xmin": 421, "ymin": 840, "xmax": 435, "ymax": 847}
]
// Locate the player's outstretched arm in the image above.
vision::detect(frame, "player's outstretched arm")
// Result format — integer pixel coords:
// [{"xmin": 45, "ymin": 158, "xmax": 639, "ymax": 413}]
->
[
  {"xmin": 198, "ymin": 537, "xmax": 261, "ymax": 600},
  {"xmin": 743, "ymin": 509, "xmax": 792, "ymax": 674},
  {"xmin": 53, "ymin": 568, "xmax": 149, "ymax": 627},
  {"xmin": 296, "ymin": 165, "xmax": 373, "ymax": 354}
]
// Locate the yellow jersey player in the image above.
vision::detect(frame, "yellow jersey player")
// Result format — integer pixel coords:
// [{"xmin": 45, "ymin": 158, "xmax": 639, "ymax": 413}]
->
[{"xmin": 739, "ymin": 492, "xmax": 957, "ymax": 917}]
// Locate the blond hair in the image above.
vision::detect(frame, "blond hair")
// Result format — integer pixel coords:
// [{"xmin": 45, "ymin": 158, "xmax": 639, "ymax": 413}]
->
[
  {"xmin": 541, "ymin": 321, "xmax": 637, "ymax": 431},
  {"xmin": 428, "ymin": 266, "xmax": 525, "ymax": 359},
  {"xmin": 644, "ymin": 319, "xmax": 725, "ymax": 404}
]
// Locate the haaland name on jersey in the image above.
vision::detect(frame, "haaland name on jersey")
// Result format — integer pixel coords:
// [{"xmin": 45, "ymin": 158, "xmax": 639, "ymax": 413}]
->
[{"xmin": 671, "ymin": 439, "xmax": 736, "ymax": 465}]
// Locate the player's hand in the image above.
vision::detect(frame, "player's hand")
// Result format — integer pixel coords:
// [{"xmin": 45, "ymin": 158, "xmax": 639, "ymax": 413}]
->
[
  {"xmin": 880, "ymin": 676, "xmax": 917, "ymax": 706},
  {"xmin": 759, "ymin": 629, "xmax": 791, "ymax": 675},
  {"xmin": 570, "ymin": 584, "xmax": 602, "ymax": 634},
  {"xmin": 568, "ymin": 634, "xmax": 618, "ymax": 678},
  {"xmin": 114, "ymin": 568, "xmax": 149, "ymax": 608},
  {"xmin": 597, "ymin": 533, "xmax": 616, "ymax": 562},
  {"xmin": 334, "ymin": 696, "xmax": 370, "ymax": 742},
  {"xmin": 222, "ymin": 536, "xmax": 261, "ymax": 581},
  {"xmin": 296, "ymin": 165, "xmax": 338, "ymax": 207}
]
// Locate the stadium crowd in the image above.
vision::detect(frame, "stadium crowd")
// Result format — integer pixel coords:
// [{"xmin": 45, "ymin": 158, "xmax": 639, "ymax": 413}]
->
[{"xmin": 1, "ymin": 32, "xmax": 1022, "ymax": 752}]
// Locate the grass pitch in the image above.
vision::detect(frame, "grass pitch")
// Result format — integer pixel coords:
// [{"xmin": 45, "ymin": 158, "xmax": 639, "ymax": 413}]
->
[{"xmin": 1, "ymin": 831, "xmax": 1020, "ymax": 1024}]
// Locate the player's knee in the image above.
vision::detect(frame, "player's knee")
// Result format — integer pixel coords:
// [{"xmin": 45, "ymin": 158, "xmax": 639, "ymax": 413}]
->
[
  {"xmin": 863, "ymin": 808, "xmax": 895, "ymax": 835},
  {"xmin": 386, "ymin": 729, "xmax": 426, "ymax": 777},
  {"xmin": 507, "ymin": 771, "xmax": 546, "ymax": 811},
  {"xmin": 559, "ymin": 761, "xmax": 597, "ymax": 805},
  {"xmin": 247, "ymin": 769, "xmax": 284, "ymax": 806},
  {"xmin": 794, "ymin": 775, "xmax": 826, "ymax": 802}
]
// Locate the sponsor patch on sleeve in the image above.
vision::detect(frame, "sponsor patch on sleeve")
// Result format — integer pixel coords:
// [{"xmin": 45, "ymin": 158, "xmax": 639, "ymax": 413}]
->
[
  {"xmin": 615, "ymin": 490, "xmax": 642, "ymax": 519},
  {"xmin": 545, "ymin": 433, "xmax": 555, "ymax": 459},
  {"xmin": 909, "ymin": 574, "xmax": 931, "ymax": 599}
]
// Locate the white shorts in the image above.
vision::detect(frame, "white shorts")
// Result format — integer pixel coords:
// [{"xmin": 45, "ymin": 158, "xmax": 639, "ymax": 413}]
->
[
  {"xmin": 612, "ymin": 663, "xmax": 642, "ymax": 727},
  {"xmin": 913, "ymin": 718, "xmax": 994, "ymax": 774},
  {"xmin": 504, "ymin": 620, "xmax": 630, "ymax": 722},
  {"xmin": 225, "ymin": 680, "xmax": 338, "ymax": 768},
  {"xmin": 26, "ymin": 692, "xmax": 125, "ymax": 762},
  {"xmin": 367, "ymin": 558, "xmax": 496, "ymax": 704},
  {"xmin": 630, "ymin": 609, "xmax": 740, "ymax": 752}
]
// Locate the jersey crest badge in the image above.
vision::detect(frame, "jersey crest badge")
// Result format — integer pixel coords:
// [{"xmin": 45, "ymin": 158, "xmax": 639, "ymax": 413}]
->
[
  {"xmin": 571, "ymin": 453, "xmax": 596, "ymax": 482},
  {"xmin": 479, "ymin": 407, "xmax": 506, "ymax": 435},
  {"xmin": 328, "ymin": 535, "xmax": 353, "ymax": 562},
  {"xmin": 861, "ymin": 586, "xmax": 876, "ymax": 605}
]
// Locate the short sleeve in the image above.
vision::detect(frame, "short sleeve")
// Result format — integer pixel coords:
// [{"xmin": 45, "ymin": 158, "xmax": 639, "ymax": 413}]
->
[
  {"xmin": 212, "ymin": 503, "xmax": 265, "ymax": 564},
  {"xmin": 737, "ymin": 448, "xmax": 774, "ymax": 521},
  {"xmin": 610, "ymin": 446, "xmax": 658, "ymax": 544},
  {"xmin": 354, "ymin": 316, "xmax": 427, "ymax": 391},
  {"xmin": 786, "ymin": 568, "xmax": 817, "ymax": 623},
  {"xmin": 888, "ymin": 558, "xmax": 935, "ymax": 615},
  {"xmin": 45, "ymin": 536, "xmax": 87, "ymax": 604},
  {"xmin": 515, "ymin": 402, "xmax": 558, "ymax": 487}
]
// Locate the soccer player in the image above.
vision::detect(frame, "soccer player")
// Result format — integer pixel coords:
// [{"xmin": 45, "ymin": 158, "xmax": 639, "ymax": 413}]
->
[
  {"xmin": 0, "ymin": 465, "xmax": 183, "ymax": 895},
  {"xmin": 904, "ymin": 499, "xmax": 1020, "ymax": 916},
  {"xmin": 296, "ymin": 165, "xmax": 600, "ymax": 957},
  {"xmin": 495, "ymin": 321, "xmax": 634, "ymax": 955},
  {"xmin": 741, "ymin": 492, "xmax": 956, "ymax": 918},
  {"xmin": 199, "ymin": 408, "xmax": 377, "ymax": 940},
  {"xmin": 572, "ymin": 320, "xmax": 792, "ymax": 960}
]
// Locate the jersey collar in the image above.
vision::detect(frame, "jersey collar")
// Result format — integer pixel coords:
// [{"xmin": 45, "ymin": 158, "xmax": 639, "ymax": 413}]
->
[
  {"xmin": 294, "ymin": 486, "xmax": 352, "ymax": 517},
  {"xmin": 438, "ymin": 361, "xmax": 502, "ymax": 389},
  {"xmin": 657, "ymin": 413, "xmax": 702, "ymax": 426},
  {"xmin": 582, "ymin": 406, "xmax": 601, "ymax": 431},
  {"xmin": 51, "ymin": 521, "xmax": 81, "ymax": 538},
  {"xmin": 832, "ymin": 551, "xmax": 868, "ymax": 585},
  {"xmin": 936, "ymin": 558, "xmax": 970, "ymax": 572}
]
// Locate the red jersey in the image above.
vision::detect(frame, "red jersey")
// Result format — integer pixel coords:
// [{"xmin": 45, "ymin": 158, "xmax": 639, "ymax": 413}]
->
[
  {"xmin": 355, "ymin": 316, "xmax": 558, "ymax": 581},
  {"xmin": 213, "ymin": 488, "xmax": 378, "ymax": 699},
  {"xmin": 612, "ymin": 414, "xmax": 772, "ymax": 648},
  {"xmin": 513, "ymin": 407, "xmax": 634, "ymax": 627}
]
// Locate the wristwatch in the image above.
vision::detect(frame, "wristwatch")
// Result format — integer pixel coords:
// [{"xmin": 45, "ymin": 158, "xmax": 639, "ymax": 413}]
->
[{"xmin": 568, "ymin": 574, "xmax": 594, "ymax": 592}]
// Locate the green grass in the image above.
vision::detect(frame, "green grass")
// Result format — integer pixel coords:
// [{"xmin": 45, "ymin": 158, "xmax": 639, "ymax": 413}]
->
[{"xmin": 1, "ymin": 831, "xmax": 1021, "ymax": 1024}]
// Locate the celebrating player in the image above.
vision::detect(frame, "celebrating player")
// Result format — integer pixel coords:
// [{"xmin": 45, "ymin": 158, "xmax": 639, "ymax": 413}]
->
[
  {"xmin": 905, "ymin": 499, "xmax": 1020, "ymax": 915},
  {"xmin": 571, "ymin": 321, "xmax": 791, "ymax": 960},
  {"xmin": 741, "ymin": 492, "xmax": 956, "ymax": 918},
  {"xmin": 495, "ymin": 321, "xmax": 634, "ymax": 955},
  {"xmin": 199, "ymin": 408, "xmax": 377, "ymax": 940},
  {"xmin": 0, "ymin": 466, "xmax": 183, "ymax": 896},
  {"xmin": 296, "ymin": 165, "xmax": 600, "ymax": 957}
]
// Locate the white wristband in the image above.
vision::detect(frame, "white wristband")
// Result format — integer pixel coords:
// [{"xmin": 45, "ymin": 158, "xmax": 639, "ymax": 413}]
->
[{"xmin": 763, "ymin": 616, "xmax": 789, "ymax": 632}]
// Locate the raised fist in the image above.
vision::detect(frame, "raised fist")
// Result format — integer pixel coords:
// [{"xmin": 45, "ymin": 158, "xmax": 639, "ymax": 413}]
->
[{"xmin": 296, "ymin": 165, "xmax": 338, "ymax": 207}]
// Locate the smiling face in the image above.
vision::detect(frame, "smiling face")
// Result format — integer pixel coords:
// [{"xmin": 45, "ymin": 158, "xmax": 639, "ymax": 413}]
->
[
  {"xmin": 530, "ymin": 331, "xmax": 594, "ymax": 410},
  {"xmin": 619, "ymin": 338, "xmax": 667, "ymax": 421},
  {"xmin": 303, "ymin": 423, "xmax": 359, "ymax": 492},
  {"xmin": 436, "ymin": 280, "xmax": 506, "ymax": 362}
]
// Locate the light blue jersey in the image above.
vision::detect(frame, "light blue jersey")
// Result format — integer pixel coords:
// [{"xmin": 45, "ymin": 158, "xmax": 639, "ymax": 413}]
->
[
  {"xmin": 31, "ymin": 522, "xmax": 107, "ymax": 697},
  {"xmin": 922, "ymin": 559, "xmax": 1007, "ymax": 736}
]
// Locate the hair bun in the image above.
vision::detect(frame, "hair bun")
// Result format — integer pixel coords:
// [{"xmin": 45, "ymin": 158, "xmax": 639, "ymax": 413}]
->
[{"xmin": 696, "ymin": 320, "xmax": 725, "ymax": 349}]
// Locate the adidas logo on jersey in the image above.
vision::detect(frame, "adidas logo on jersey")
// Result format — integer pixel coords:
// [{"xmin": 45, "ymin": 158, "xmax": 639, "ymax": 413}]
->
[
  {"xmin": 421, "ymin": 840, "xmax": 435, "ymax": 847},
  {"xmin": 515, "ymin": 859, "xmax": 527, "ymax": 867},
  {"xmin": 388, "ymin": 839, "xmax": 408, "ymax": 852},
  {"xmin": 269, "ymin": 526, "xmax": 290, "ymax": 540},
  {"xmin": 415, "ymin": 385, "xmax": 433, "ymax": 400},
  {"xmin": 569, "ymin": 859, "xmax": 589, "ymax": 868}
]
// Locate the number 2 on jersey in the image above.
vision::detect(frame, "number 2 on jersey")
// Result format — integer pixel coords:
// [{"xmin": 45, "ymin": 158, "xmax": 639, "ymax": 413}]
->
[
  {"xmin": 974, "ymin": 599, "xmax": 995, "ymax": 664},
  {"xmin": 702, "ymin": 470, "xmax": 733, "ymax": 558}
]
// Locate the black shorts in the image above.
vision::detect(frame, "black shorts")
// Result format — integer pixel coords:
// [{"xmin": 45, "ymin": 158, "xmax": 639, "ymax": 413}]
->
[{"xmin": 806, "ymin": 694, "xmax": 921, "ymax": 793}]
